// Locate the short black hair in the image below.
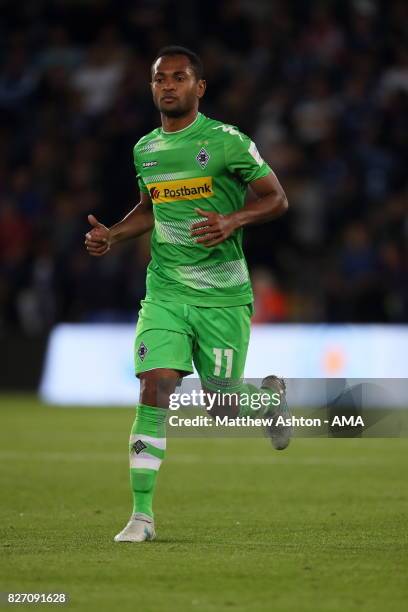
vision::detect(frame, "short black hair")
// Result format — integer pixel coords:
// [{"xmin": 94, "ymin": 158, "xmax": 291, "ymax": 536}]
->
[{"xmin": 152, "ymin": 45, "xmax": 204, "ymax": 80}]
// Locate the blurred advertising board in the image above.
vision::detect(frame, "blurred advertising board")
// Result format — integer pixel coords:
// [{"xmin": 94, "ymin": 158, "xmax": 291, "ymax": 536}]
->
[{"xmin": 40, "ymin": 324, "xmax": 408, "ymax": 406}]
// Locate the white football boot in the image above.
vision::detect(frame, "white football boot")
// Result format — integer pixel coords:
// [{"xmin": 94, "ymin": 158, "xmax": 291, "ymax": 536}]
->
[
  {"xmin": 114, "ymin": 513, "xmax": 156, "ymax": 542},
  {"xmin": 261, "ymin": 375, "xmax": 293, "ymax": 450}
]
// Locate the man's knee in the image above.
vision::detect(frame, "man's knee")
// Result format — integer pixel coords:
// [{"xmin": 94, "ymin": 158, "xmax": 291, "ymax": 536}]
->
[
  {"xmin": 139, "ymin": 368, "xmax": 182, "ymax": 409},
  {"xmin": 202, "ymin": 387, "xmax": 239, "ymax": 419}
]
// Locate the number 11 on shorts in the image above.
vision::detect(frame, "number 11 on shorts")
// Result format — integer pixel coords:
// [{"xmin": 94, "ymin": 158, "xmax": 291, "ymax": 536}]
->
[{"xmin": 212, "ymin": 348, "xmax": 233, "ymax": 378}]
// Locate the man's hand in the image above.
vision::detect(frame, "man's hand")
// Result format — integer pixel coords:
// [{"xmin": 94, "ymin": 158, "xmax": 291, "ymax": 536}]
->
[
  {"xmin": 85, "ymin": 214, "xmax": 111, "ymax": 256},
  {"xmin": 191, "ymin": 174, "xmax": 288, "ymax": 246},
  {"xmin": 191, "ymin": 207, "xmax": 239, "ymax": 247}
]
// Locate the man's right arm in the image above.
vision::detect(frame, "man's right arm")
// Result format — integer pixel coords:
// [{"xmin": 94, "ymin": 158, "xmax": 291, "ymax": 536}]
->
[{"xmin": 85, "ymin": 192, "xmax": 154, "ymax": 257}]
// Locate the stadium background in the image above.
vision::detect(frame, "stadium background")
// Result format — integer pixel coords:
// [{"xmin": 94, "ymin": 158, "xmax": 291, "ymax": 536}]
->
[
  {"xmin": 1, "ymin": 0, "xmax": 407, "ymax": 392},
  {"xmin": 1, "ymin": 0, "xmax": 406, "ymax": 331}
]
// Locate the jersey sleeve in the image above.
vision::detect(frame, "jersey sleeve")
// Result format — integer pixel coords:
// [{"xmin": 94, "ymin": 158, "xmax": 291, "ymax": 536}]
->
[
  {"xmin": 133, "ymin": 145, "xmax": 149, "ymax": 194},
  {"xmin": 224, "ymin": 129, "xmax": 272, "ymax": 184}
]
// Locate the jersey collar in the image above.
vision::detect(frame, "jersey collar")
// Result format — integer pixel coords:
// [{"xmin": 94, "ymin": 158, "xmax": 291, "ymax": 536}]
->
[{"xmin": 161, "ymin": 112, "xmax": 203, "ymax": 135}]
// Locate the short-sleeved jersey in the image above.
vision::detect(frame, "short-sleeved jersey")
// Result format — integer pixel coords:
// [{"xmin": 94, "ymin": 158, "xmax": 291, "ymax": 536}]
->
[{"xmin": 133, "ymin": 112, "xmax": 272, "ymax": 307}]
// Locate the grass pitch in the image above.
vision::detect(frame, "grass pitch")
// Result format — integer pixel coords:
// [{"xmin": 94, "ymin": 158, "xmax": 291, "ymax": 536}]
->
[{"xmin": 1, "ymin": 395, "xmax": 407, "ymax": 612}]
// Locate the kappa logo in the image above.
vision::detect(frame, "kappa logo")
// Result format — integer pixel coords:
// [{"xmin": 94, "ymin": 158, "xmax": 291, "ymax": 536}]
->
[
  {"xmin": 212, "ymin": 125, "xmax": 243, "ymax": 140},
  {"xmin": 143, "ymin": 160, "xmax": 158, "ymax": 168},
  {"xmin": 146, "ymin": 177, "xmax": 214, "ymax": 203}
]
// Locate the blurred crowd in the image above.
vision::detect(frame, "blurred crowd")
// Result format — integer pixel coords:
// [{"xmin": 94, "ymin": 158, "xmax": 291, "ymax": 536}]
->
[{"xmin": 0, "ymin": 0, "xmax": 407, "ymax": 333}]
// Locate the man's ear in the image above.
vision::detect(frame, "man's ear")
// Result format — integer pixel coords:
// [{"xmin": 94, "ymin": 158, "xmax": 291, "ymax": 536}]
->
[{"xmin": 197, "ymin": 79, "xmax": 206, "ymax": 99}]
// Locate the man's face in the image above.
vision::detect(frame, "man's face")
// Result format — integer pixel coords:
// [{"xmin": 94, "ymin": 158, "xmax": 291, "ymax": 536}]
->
[{"xmin": 151, "ymin": 55, "xmax": 206, "ymax": 118}]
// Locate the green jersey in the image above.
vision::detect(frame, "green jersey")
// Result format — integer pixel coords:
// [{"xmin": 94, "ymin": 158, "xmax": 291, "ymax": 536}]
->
[{"xmin": 133, "ymin": 112, "xmax": 272, "ymax": 307}]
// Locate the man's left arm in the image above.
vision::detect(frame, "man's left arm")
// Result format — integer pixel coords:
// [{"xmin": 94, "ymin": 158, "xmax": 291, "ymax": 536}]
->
[{"xmin": 191, "ymin": 172, "xmax": 288, "ymax": 247}]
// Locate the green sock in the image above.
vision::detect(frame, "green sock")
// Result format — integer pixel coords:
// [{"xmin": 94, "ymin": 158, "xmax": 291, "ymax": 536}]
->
[{"xmin": 129, "ymin": 403, "xmax": 167, "ymax": 518}]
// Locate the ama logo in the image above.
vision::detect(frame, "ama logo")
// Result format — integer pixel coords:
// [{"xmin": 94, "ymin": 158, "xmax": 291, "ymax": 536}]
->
[{"xmin": 149, "ymin": 186, "xmax": 160, "ymax": 199}]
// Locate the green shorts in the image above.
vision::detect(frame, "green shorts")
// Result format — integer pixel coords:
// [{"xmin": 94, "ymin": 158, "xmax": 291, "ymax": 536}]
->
[{"xmin": 134, "ymin": 299, "xmax": 253, "ymax": 388}]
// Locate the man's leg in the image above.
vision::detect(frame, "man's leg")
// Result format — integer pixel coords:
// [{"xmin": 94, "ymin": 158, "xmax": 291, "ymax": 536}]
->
[
  {"xmin": 129, "ymin": 369, "xmax": 180, "ymax": 520},
  {"xmin": 191, "ymin": 303, "xmax": 252, "ymax": 418},
  {"xmin": 114, "ymin": 299, "xmax": 194, "ymax": 543},
  {"xmin": 191, "ymin": 304, "xmax": 291, "ymax": 448},
  {"xmin": 114, "ymin": 368, "xmax": 182, "ymax": 543},
  {"xmin": 116, "ymin": 369, "xmax": 180, "ymax": 543}
]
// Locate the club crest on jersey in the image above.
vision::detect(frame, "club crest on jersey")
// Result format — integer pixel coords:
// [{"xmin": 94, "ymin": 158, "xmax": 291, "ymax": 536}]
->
[
  {"xmin": 196, "ymin": 148, "xmax": 210, "ymax": 169},
  {"xmin": 137, "ymin": 342, "xmax": 148, "ymax": 361}
]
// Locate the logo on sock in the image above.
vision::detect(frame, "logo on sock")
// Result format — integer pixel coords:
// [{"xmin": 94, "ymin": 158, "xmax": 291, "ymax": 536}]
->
[
  {"xmin": 137, "ymin": 342, "xmax": 148, "ymax": 361},
  {"xmin": 132, "ymin": 439, "xmax": 147, "ymax": 454}
]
